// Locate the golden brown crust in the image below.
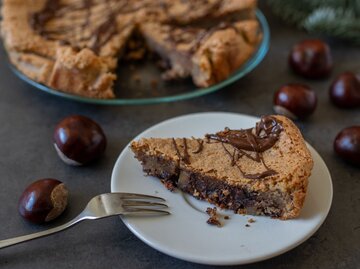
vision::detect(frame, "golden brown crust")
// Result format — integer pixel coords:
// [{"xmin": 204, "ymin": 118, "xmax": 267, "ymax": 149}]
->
[
  {"xmin": 7, "ymin": 51, "xmax": 55, "ymax": 84},
  {"xmin": 130, "ymin": 115, "xmax": 313, "ymax": 219},
  {"xmin": 192, "ymin": 20, "xmax": 262, "ymax": 87},
  {"xmin": 48, "ymin": 48, "xmax": 116, "ymax": 99},
  {"xmin": 1, "ymin": 0, "xmax": 261, "ymax": 98},
  {"xmin": 272, "ymin": 115, "xmax": 313, "ymax": 219}
]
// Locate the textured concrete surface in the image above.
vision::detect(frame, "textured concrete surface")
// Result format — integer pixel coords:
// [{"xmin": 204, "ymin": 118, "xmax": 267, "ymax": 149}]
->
[{"xmin": 0, "ymin": 3, "xmax": 359, "ymax": 269}]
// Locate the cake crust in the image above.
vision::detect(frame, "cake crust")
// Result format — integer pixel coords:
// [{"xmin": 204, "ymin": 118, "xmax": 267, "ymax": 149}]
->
[{"xmin": 131, "ymin": 115, "xmax": 314, "ymax": 220}]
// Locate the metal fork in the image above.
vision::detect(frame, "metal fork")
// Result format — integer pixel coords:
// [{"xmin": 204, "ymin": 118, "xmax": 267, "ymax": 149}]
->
[{"xmin": 0, "ymin": 192, "xmax": 169, "ymax": 249}]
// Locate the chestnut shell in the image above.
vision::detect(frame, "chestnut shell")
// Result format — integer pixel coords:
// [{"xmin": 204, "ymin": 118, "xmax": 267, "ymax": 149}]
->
[
  {"xmin": 54, "ymin": 115, "xmax": 107, "ymax": 165},
  {"xmin": 289, "ymin": 39, "xmax": 333, "ymax": 79},
  {"xmin": 334, "ymin": 126, "xmax": 360, "ymax": 166},
  {"xmin": 273, "ymin": 83, "xmax": 317, "ymax": 119},
  {"xmin": 18, "ymin": 178, "xmax": 68, "ymax": 224},
  {"xmin": 329, "ymin": 71, "xmax": 360, "ymax": 108}
]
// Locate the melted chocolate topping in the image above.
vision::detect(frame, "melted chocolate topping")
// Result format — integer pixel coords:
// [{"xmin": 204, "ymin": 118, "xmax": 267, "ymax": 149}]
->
[
  {"xmin": 192, "ymin": 137, "xmax": 204, "ymax": 154},
  {"xmin": 206, "ymin": 116, "xmax": 282, "ymax": 153},
  {"xmin": 206, "ymin": 116, "xmax": 283, "ymax": 179},
  {"xmin": 172, "ymin": 138, "xmax": 190, "ymax": 164},
  {"xmin": 31, "ymin": 0, "xmax": 131, "ymax": 53},
  {"xmin": 164, "ymin": 21, "xmax": 239, "ymax": 57},
  {"xmin": 170, "ymin": 116, "xmax": 282, "ymax": 180},
  {"xmin": 31, "ymin": 0, "xmax": 237, "ymax": 56},
  {"xmin": 160, "ymin": 0, "xmax": 222, "ymax": 25}
]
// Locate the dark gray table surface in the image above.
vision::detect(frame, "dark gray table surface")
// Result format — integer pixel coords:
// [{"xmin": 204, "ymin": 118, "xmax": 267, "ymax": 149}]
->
[{"xmin": 0, "ymin": 3, "xmax": 359, "ymax": 269}]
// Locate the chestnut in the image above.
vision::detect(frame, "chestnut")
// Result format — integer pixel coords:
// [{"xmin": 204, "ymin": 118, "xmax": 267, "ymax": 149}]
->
[
  {"xmin": 54, "ymin": 115, "xmax": 107, "ymax": 166},
  {"xmin": 334, "ymin": 126, "xmax": 360, "ymax": 166},
  {"xmin": 18, "ymin": 179, "xmax": 68, "ymax": 224},
  {"xmin": 329, "ymin": 71, "xmax": 360, "ymax": 108},
  {"xmin": 273, "ymin": 83, "xmax": 317, "ymax": 120},
  {"xmin": 289, "ymin": 39, "xmax": 333, "ymax": 78}
]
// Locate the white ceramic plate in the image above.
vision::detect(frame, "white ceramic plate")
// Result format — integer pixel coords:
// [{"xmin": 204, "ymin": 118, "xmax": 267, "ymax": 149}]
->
[{"xmin": 111, "ymin": 112, "xmax": 333, "ymax": 265}]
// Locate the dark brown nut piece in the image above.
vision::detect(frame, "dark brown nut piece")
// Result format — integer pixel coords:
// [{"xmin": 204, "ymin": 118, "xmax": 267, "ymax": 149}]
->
[
  {"xmin": 18, "ymin": 179, "xmax": 68, "ymax": 224},
  {"xmin": 289, "ymin": 39, "xmax": 333, "ymax": 78},
  {"xmin": 329, "ymin": 71, "xmax": 360, "ymax": 108},
  {"xmin": 334, "ymin": 126, "xmax": 360, "ymax": 166},
  {"xmin": 54, "ymin": 115, "xmax": 107, "ymax": 165},
  {"xmin": 273, "ymin": 83, "xmax": 317, "ymax": 120}
]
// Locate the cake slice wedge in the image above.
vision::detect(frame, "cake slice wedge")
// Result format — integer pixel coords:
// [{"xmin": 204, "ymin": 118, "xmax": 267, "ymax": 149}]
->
[{"xmin": 131, "ymin": 115, "xmax": 314, "ymax": 220}]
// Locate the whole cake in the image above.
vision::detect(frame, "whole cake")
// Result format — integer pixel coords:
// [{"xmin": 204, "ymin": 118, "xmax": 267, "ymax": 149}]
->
[
  {"xmin": 131, "ymin": 115, "xmax": 314, "ymax": 220},
  {"xmin": 0, "ymin": 0, "xmax": 262, "ymax": 98}
]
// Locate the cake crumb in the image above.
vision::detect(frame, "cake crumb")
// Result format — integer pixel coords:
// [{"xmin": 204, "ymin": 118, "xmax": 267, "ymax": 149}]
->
[
  {"xmin": 245, "ymin": 224, "xmax": 250, "ymax": 227},
  {"xmin": 206, "ymin": 207, "xmax": 222, "ymax": 227},
  {"xmin": 224, "ymin": 216, "xmax": 230, "ymax": 220},
  {"xmin": 161, "ymin": 179, "xmax": 176, "ymax": 192},
  {"xmin": 248, "ymin": 218, "xmax": 255, "ymax": 223}
]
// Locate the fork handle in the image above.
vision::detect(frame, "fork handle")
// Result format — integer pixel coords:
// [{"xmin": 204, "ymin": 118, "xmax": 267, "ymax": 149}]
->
[{"xmin": 0, "ymin": 215, "xmax": 83, "ymax": 249}]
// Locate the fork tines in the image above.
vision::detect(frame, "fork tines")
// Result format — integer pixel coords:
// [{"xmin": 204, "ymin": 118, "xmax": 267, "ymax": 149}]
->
[
  {"xmin": 122, "ymin": 207, "xmax": 170, "ymax": 216},
  {"xmin": 112, "ymin": 192, "xmax": 170, "ymax": 216},
  {"xmin": 117, "ymin": 192, "xmax": 166, "ymax": 202}
]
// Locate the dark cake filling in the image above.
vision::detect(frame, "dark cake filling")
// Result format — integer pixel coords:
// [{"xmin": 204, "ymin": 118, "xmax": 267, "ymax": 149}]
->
[
  {"xmin": 136, "ymin": 152, "xmax": 288, "ymax": 218},
  {"xmin": 178, "ymin": 169, "xmax": 288, "ymax": 218}
]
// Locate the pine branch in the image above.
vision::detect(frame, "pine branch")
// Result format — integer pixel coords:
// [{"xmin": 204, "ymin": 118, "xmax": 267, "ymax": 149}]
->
[
  {"xmin": 268, "ymin": 0, "xmax": 360, "ymax": 45},
  {"xmin": 304, "ymin": 7, "xmax": 360, "ymax": 44},
  {"xmin": 268, "ymin": 0, "xmax": 315, "ymax": 25}
]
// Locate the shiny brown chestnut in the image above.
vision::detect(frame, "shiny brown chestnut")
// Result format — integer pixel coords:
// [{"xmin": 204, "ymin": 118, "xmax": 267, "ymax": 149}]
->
[
  {"xmin": 329, "ymin": 71, "xmax": 360, "ymax": 108},
  {"xmin": 334, "ymin": 126, "xmax": 360, "ymax": 166},
  {"xmin": 18, "ymin": 179, "xmax": 68, "ymax": 224},
  {"xmin": 54, "ymin": 115, "xmax": 107, "ymax": 165},
  {"xmin": 273, "ymin": 83, "xmax": 317, "ymax": 120},
  {"xmin": 289, "ymin": 39, "xmax": 333, "ymax": 78}
]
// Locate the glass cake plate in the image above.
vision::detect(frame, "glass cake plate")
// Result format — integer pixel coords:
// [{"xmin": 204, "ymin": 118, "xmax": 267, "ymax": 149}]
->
[
  {"xmin": 111, "ymin": 112, "xmax": 333, "ymax": 265},
  {"xmin": 10, "ymin": 10, "xmax": 270, "ymax": 105}
]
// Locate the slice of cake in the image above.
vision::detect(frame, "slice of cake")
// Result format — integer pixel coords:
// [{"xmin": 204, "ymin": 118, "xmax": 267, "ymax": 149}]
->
[
  {"xmin": 140, "ymin": 20, "xmax": 262, "ymax": 87},
  {"xmin": 131, "ymin": 115, "xmax": 314, "ymax": 220}
]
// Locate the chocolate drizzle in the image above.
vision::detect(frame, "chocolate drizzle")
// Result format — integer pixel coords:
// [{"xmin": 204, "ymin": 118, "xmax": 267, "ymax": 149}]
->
[
  {"xmin": 89, "ymin": 0, "xmax": 119, "ymax": 53},
  {"xmin": 172, "ymin": 138, "xmax": 190, "ymax": 164},
  {"xmin": 30, "ymin": 0, "xmax": 240, "ymax": 56},
  {"xmin": 160, "ymin": 0, "xmax": 222, "ymax": 25},
  {"xmin": 206, "ymin": 116, "xmax": 283, "ymax": 179},
  {"xmin": 190, "ymin": 22, "xmax": 241, "ymax": 54},
  {"xmin": 192, "ymin": 137, "xmax": 204, "ymax": 154},
  {"xmin": 31, "ymin": 0, "xmax": 131, "ymax": 53},
  {"xmin": 164, "ymin": 21, "xmax": 239, "ymax": 57}
]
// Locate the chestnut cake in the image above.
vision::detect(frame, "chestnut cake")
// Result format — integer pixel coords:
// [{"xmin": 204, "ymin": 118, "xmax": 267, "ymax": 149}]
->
[
  {"xmin": 131, "ymin": 115, "xmax": 314, "ymax": 220},
  {"xmin": 1, "ymin": 0, "xmax": 262, "ymax": 98}
]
